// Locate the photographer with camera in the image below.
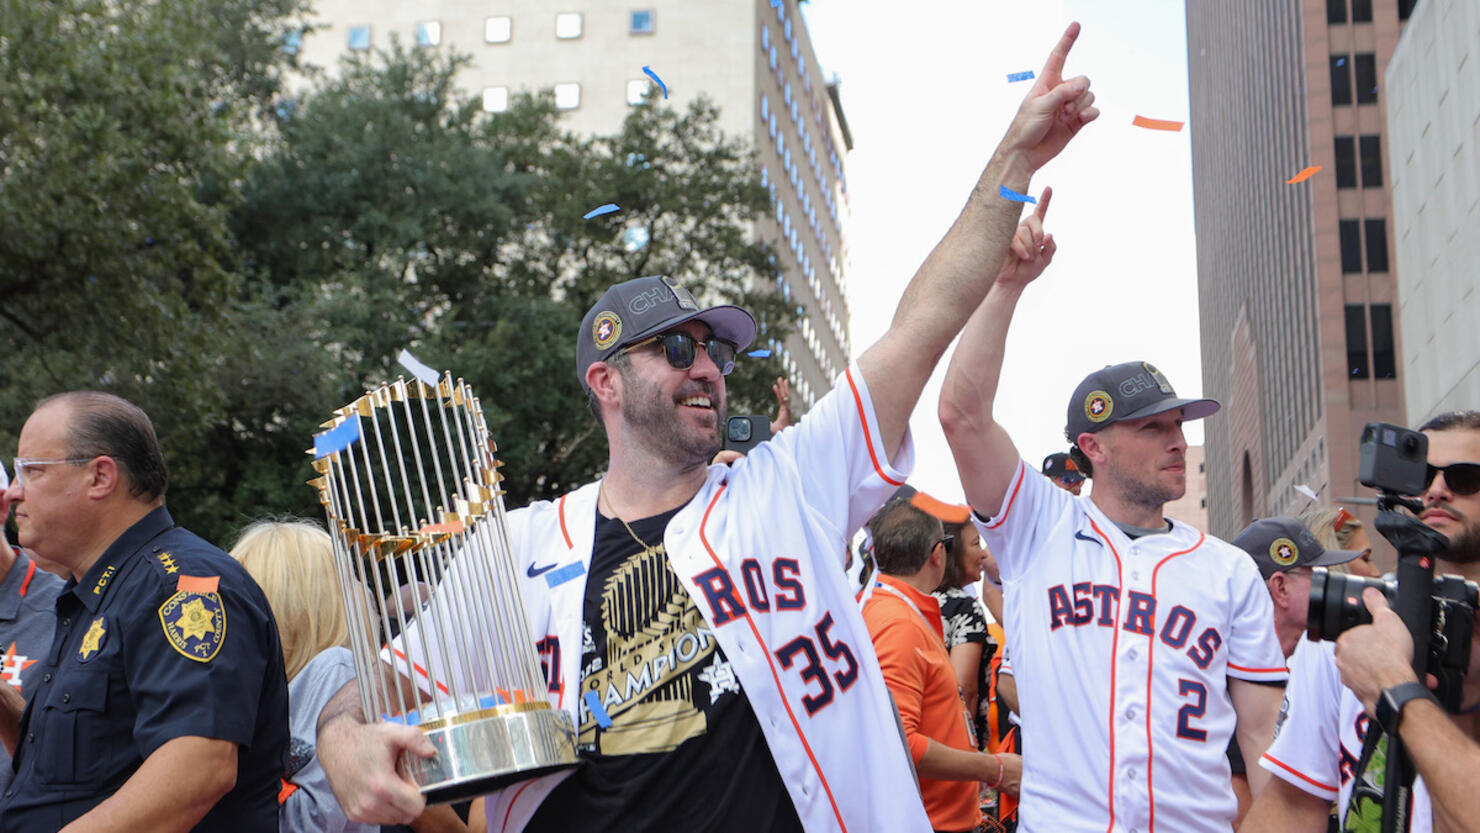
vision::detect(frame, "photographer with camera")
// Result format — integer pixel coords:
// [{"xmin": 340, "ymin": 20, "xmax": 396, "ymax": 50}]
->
[{"xmin": 1244, "ymin": 411, "xmax": 1480, "ymax": 833}]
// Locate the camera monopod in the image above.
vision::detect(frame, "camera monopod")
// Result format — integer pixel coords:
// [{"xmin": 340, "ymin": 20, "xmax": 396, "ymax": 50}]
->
[{"xmin": 1366, "ymin": 494, "xmax": 1450, "ymax": 833}]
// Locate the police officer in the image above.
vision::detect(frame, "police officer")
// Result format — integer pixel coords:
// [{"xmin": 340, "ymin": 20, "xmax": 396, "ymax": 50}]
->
[{"xmin": 0, "ymin": 392, "xmax": 289, "ymax": 832}]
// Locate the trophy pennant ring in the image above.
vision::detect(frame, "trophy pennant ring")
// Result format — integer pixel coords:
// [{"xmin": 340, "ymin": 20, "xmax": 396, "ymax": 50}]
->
[{"xmin": 309, "ymin": 372, "xmax": 578, "ymax": 804}]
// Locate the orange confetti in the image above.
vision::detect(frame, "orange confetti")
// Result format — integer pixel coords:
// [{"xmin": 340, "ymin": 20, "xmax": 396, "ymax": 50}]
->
[
  {"xmin": 419, "ymin": 520, "xmax": 466, "ymax": 535},
  {"xmin": 1286, "ymin": 165, "xmax": 1322, "ymax": 184},
  {"xmin": 176, "ymin": 574, "xmax": 220, "ymax": 593},
  {"xmin": 1132, "ymin": 115, "xmax": 1185, "ymax": 132}
]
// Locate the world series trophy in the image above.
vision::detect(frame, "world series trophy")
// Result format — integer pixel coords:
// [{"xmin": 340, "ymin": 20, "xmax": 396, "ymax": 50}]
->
[{"xmin": 308, "ymin": 371, "xmax": 578, "ymax": 803}]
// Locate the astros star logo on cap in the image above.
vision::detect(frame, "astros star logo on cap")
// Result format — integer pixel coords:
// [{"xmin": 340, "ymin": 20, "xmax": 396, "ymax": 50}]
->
[
  {"xmin": 1085, "ymin": 390, "xmax": 1113, "ymax": 423},
  {"xmin": 1270, "ymin": 538, "xmax": 1299, "ymax": 566},
  {"xmin": 592, "ymin": 311, "xmax": 622, "ymax": 351}
]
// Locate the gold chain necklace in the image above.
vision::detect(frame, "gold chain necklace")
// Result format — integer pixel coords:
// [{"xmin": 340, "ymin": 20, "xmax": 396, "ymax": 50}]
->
[{"xmin": 600, "ymin": 485, "xmax": 656, "ymax": 552}]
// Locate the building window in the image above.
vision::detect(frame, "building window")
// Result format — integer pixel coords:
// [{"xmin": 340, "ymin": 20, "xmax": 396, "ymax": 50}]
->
[
  {"xmin": 1330, "ymin": 55, "xmax": 1353, "ymax": 105},
  {"xmin": 769, "ymin": 44, "xmax": 778, "ymax": 71},
  {"xmin": 1334, "ymin": 136, "xmax": 1358, "ymax": 188},
  {"xmin": 626, "ymin": 79, "xmax": 651, "ymax": 105},
  {"xmin": 1364, "ymin": 218, "xmax": 1389, "ymax": 272},
  {"xmin": 1371, "ymin": 304, "xmax": 1397, "ymax": 378},
  {"xmin": 1327, "ymin": 0, "xmax": 1347, "ymax": 22},
  {"xmin": 482, "ymin": 86, "xmax": 509, "ymax": 113},
  {"xmin": 630, "ymin": 10, "xmax": 655, "ymax": 34},
  {"xmin": 555, "ymin": 13, "xmax": 583, "ymax": 39},
  {"xmin": 1350, "ymin": 0, "xmax": 1373, "ymax": 21},
  {"xmin": 485, "ymin": 16, "xmax": 512, "ymax": 43},
  {"xmin": 1398, "ymin": 0, "xmax": 1418, "ymax": 19},
  {"xmin": 1345, "ymin": 305, "xmax": 1370, "ymax": 378},
  {"xmin": 416, "ymin": 21, "xmax": 442, "ymax": 47},
  {"xmin": 1355, "ymin": 53, "xmax": 1378, "ymax": 103},
  {"xmin": 348, "ymin": 25, "xmax": 371, "ymax": 50},
  {"xmin": 554, "ymin": 82, "xmax": 580, "ymax": 109},
  {"xmin": 1339, "ymin": 220, "xmax": 1363, "ymax": 273},
  {"xmin": 1359, "ymin": 135, "xmax": 1383, "ymax": 187}
]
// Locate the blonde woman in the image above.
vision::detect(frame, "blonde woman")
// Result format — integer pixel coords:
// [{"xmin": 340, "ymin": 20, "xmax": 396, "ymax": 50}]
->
[
  {"xmin": 231, "ymin": 520, "xmax": 374, "ymax": 833},
  {"xmin": 1299, "ymin": 506, "xmax": 1381, "ymax": 578}
]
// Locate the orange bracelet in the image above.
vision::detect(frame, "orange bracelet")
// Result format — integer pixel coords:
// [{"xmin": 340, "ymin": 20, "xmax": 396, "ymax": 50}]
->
[{"xmin": 987, "ymin": 753, "xmax": 1005, "ymax": 789}]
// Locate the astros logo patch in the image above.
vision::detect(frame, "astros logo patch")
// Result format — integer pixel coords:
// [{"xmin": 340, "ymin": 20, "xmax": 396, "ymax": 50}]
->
[
  {"xmin": 1270, "ymin": 537, "xmax": 1299, "ymax": 567},
  {"xmin": 592, "ymin": 311, "xmax": 622, "ymax": 351},
  {"xmin": 77, "ymin": 616, "xmax": 107, "ymax": 663},
  {"xmin": 159, "ymin": 590, "xmax": 226, "ymax": 663},
  {"xmin": 1085, "ymin": 390, "xmax": 1114, "ymax": 423}
]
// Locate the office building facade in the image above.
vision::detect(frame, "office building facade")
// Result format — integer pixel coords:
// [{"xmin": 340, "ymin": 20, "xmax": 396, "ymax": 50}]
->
[{"xmin": 1186, "ymin": 0, "xmax": 1419, "ymax": 557}]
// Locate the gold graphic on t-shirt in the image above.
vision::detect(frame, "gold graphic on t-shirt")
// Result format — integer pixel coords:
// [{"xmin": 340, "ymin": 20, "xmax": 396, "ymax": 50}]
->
[{"xmin": 579, "ymin": 542, "xmax": 720, "ymax": 754}]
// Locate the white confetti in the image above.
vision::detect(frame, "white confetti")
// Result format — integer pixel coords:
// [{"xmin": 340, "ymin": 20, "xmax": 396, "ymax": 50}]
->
[{"xmin": 397, "ymin": 349, "xmax": 441, "ymax": 387}]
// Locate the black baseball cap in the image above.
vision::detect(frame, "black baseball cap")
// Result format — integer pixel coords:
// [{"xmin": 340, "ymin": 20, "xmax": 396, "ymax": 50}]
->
[
  {"xmin": 1064, "ymin": 361, "xmax": 1220, "ymax": 443},
  {"xmin": 1231, "ymin": 516, "xmax": 1362, "ymax": 581},
  {"xmin": 576, "ymin": 276, "xmax": 756, "ymax": 391},
  {"xmin": 1042, "ymin": 452, "xmax": 1084, "ymax": 483}
]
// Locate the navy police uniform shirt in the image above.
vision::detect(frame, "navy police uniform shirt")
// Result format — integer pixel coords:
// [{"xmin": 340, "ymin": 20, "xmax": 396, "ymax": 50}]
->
[{"xmin": 0, "ymin": 507, "xmax": 290, "ymax": 832}]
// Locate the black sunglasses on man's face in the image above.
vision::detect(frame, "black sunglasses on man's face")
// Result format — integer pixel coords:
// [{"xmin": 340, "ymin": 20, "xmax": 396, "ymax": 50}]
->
[
  {"xmin": 621, "ymin": 331, "xmax": 737, "ymax": 375},
  {"xmin": 1424, "ymin": 462, "xmax": 1480, "ymax": 497}
]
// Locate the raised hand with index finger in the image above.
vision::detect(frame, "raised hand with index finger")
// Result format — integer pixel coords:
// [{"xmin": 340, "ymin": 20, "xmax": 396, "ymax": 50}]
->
[
  {"xmin": 998, "ymin": 186, "xmax": 1057, "ymax": 290},
  {"xmin": 1002, "ymin": 23, "xmax": 1099, "ymax": 176}
]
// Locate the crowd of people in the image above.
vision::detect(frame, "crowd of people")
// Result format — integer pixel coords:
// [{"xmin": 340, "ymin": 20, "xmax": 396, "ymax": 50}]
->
[{"xmin": 2, "ymin": 21, "xmax": 1478, "ymax": 833}]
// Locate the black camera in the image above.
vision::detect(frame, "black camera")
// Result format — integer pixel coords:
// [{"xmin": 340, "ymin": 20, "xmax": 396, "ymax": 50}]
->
[
  {"xmin": 1359, "ymin": 422, "xmax": 1429, "ymax": 496},
  {"xmin": 1308, "ymin": 568, "xmax": 1477, "ymax": 707}
]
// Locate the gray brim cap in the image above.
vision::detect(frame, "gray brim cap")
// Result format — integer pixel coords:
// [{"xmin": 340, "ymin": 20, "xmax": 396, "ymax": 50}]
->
[
  {"xmin": 1231, "ymin": 516, "xmax": 1363, "ymax": 581},
  {"xmin": 576, "ymin": 275, "xmax": 756, "ymax": 391},
  {"xmin": 1065, "ymin": 360, "xmax": 1220, "ymax": 442}
]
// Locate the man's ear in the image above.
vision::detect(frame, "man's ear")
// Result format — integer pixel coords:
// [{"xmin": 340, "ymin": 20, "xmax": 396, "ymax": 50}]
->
[
  {"xmin": 86, "ymin": 456, "xmax": 125, "ymax": 501},
  {"xmin": 1078, "ymin": 431, "xmax": 1109, "ymax": 466},
  {"xmin": 587, "ymin": 362, "xmax": 620, "ymax": 408}
]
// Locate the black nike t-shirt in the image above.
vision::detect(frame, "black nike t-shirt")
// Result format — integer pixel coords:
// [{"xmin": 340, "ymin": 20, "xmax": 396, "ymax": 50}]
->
[{"xmin": 526, "ymin": 508, "xmax": 803, "ymax": 833}]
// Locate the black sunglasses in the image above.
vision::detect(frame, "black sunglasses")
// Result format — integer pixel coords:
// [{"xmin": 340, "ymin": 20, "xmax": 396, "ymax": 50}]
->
[
  {"xmin": 1425, "ymin": 462, "xmax": 1480, "ymax": 496},
  {"xmin": 621, "ymin": 332, "xmax": 737, "ymax": 375},
  {"xmin": 937, "ymin": 534, "xmax": 956, "ymax": 551}
]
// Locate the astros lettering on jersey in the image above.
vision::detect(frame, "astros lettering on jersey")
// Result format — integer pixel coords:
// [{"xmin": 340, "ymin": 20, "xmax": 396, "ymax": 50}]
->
[
  {"xmin": 389, "ymin": 366, "xmax": 933, "ymax": 833},
  {"xmin": 976, "ymin": 460, "xmax": 1287, "ymax": 833}
]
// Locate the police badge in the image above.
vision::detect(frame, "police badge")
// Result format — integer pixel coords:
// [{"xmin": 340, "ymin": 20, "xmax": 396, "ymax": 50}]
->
[{"xmin": 159, "ymin": 590, "xmax": 226, "ymax": 663}]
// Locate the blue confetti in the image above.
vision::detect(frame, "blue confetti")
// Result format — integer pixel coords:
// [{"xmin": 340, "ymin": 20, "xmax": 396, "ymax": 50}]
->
[
  {"xmin": 1336, "ymin": 57, "xmax": 1346, "ymax": 67},
  {"xmin": 544, "ymin": 561, "xmax": 586, "ymax": 588},
  {"xmin": 998, "ymin": 185, "xmax": 1037, "ymax": 205},
  {"xmin": 585, "ymin": 691, "xmax": 614, "ymax": 728},
  {"xmin": 771, "ymin": 0, "xmax": 781, "ymax": 6},
  {"xmin": 584, "ymin": 203, "xmax": 620, "ymax": 220},
  {"xmin": 747, "ymin": 349, "xmax": 772, "ymax": 358},
  {"xmin": 642, "ymin": 65, "xmax": 669, "ymax": 100},
  {"xmin": 313, "ymin": 418, "xmax": 361, "ymax": 459},
  {"xmin": 1007, "ymin": 70, "xmax": 1035, "ymax": 83}
]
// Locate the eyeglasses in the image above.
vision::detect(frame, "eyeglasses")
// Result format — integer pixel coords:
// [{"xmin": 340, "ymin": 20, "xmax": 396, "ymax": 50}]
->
[
  {"xmin": 936, "ymin": 534, "xmax": 956, "ymax": 551},
  {"xmin": 1424, "ymin": 462, "xmax": 1480, "ymax": 496},
  {"xmin": 620, "ymin": 332, "xmax": 738, "ymax": 375},
  {"xmin": 11, "ymin": 457, "xmax": 94, "ymax": 487}
]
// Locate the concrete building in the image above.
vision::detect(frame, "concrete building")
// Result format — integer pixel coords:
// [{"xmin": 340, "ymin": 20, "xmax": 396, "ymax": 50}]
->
[
  {"xmin": 295, "ymin": 0, "xmax": 853, "ymax": 409},
  {"xmin": 1386, "ymin": 0, "xmax": 1480, "ymax": 424},
  {"xmin": 1186, "ymin": 0, "xmax": 1420, "ymax": 555},
  {"xmin": 1164, "ymin": 445, "xmax": 1210, "ymax": 532}
]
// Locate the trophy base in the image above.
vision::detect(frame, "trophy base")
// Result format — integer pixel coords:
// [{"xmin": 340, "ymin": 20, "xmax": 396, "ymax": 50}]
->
[{"xmin": 407, "ymin": 705, "xmax": 580, "ymax": 806}]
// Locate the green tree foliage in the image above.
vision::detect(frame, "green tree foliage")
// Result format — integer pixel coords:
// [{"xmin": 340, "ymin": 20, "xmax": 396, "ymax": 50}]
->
[
  {"xmin": 3, "ymin": 26, "xmax": 794, "ymax": 544},
  {"xmin": 0, "ymin": 0, "xmax": 310, "ymax": 534}
]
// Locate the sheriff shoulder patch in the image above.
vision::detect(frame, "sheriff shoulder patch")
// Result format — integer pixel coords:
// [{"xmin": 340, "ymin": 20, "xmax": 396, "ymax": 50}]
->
[{"xmin": 159, "ymin": 590, "xmax": 226, "ymax": 663}]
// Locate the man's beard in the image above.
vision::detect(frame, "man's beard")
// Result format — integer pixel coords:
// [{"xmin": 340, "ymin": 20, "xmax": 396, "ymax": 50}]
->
[
  {"xmin": 1437, "ymin": 510, "xmax": 1480, "ymax": 564},
  {"xmin": 618, "ymin": 365, "xmax": 724, "ymax": 467},
  {"xmin": 1103, "ymin": 462, "xmax": 1183, "ymax": 510}
]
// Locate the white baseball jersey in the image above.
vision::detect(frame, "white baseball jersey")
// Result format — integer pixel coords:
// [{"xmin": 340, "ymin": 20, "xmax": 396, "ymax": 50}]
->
[
  {"xmin": 391, "ymin": 366, "xmax": 931, "ymax": 833},
  {"xmin": 975, "ymin": 460, "xmax": 1287, "ymax": 833},
  {"xmin": 1261, "ymin": 638, "xmax": 1432, "ymax": 831}
]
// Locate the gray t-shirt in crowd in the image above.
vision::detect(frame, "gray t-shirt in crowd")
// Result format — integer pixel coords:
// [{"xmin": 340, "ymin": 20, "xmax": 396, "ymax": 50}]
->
[
  {"xmin": 0, "ymin": 549, "xmax": 66, "ymax": 794},
  {"xmin": 284, "ymin": 646, "xmax": 378, "ymax": 833}
]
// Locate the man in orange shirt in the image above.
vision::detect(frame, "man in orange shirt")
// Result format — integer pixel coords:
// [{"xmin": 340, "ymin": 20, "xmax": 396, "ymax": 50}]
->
[{"xmin": 863, "ymin": 497, "xmax": 1022, "ymax": 833}]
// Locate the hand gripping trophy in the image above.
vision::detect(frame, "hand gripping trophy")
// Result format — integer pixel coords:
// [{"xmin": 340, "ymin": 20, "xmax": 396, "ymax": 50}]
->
[{"xmin": 309, "ymin": 372, "xmax": 578, "ymax": 804}]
